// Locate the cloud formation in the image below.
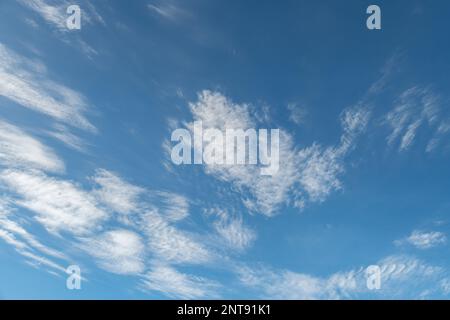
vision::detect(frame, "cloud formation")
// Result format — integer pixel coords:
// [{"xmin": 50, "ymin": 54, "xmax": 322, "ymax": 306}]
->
[
  {"xmin": 1, "ymin": 170, "xmax": 108, "ymax": 236},
  {"xmin": 91, "ymin": 169, "xmax": 145, "ymax": 215},
  {"xmin": 18, "ymin": 0, "xmax": 105, "ymax": 30},
  {"xmin": 208, "ymin": 208, "xmax": 256, "ymax": 251},
  {"xmin": 166, "ymin": 90, "xmax": 370, "ymax": 215},
  {"xmin": 0, "ymin": 43, "xmax": 96, "ymax": 131},
  {"xmin": 395, "ymin": 230, "xmax": 447, "ymax": 249},
  {"xmin": 80, "ymin": 229, "xmax": 145, "ymax": 275},
  {"xmin": 237, "ymin": 255, "xmax": 449, "ymax": 299},
  {"xmin": 142, "ymin": 264, "xmax": 219, "ymax": 299},
  {"xmin": 384, "ymin": 86, "xmax": 449, "ymax": 152},
  {"xmin": 0, "ymin": 120, "xmax": 64, "ymax": 173}
]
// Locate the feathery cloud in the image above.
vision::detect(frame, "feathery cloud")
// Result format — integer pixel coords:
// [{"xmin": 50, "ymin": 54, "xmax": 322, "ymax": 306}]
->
[
  {"xmin": 150, "ymin": 191, "xmax": 190, "ymax": 222},
  {"xmin": 80, "ymin": 229, "xmax": 145, "ymax": 275},
  {"xmin": 237, "ymin": 255, "xmax": 448, "ymax": 299},
  {"xmin": 0, "ymin": 120, "xmax": 64, "ymax": 173},
  {"xmin": 384, "ymin": 87, "xmax": 442, "ymax": 151},
  {"xmin": 1, "ymin": 170, "xmax": 107, "ymax": 236},
  {"xmin": 0, "ymin": 43, "xmax": 96, "ymax": 131},
  {"xmin": 141, "ymin": 210, "xmax": 212, "ymax": 265},
  {"xmin": 0, "ymin": 198, "xmax": 67, "ymax": 273},
  {"xmin": 91, "ymin": 169, "xmax": 145, "ymax": 215},
  {"xmin": 395, "ymin": 230, "xmax": 447, "ymax": 249},
  {"xmin": 209, "ymin": 209, "xmax": 256, "ymax": 251},
  {"xmin": 18, "ymin": 0, "xmax": 106, "ymax": 30},
  {"xmin": 45, "ymin": 124, "xmax": 87, "ymax": 152},
  {"xmin": 287, "ymin": 103, "xmax": 307, "ymax": 125},
  {"xmin": 147, "ymin": 1, "xmax": 189, "ymax": 21},
  {"xmin": 142, "ymin": 264, "xmax": 219, "ymax": 299},
  {"xmin": 166, "ymin": 91, "xmax": 370, "ymax": 215}
]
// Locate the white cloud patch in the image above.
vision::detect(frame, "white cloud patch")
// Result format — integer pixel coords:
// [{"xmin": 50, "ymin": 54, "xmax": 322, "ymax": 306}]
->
[
  {"xmin": 167, "ymin": 91, "xmax": 370, "ymax": 215},
  {"xmin": 369, "ymin": 51, "xmax": 402, "ymax": 95},
  {"xmin": 395, "ymin": 230, "xmax": 447, "ymax": 249},
  {"xmin": 237, "ymin": 255, "xmax": 448, "ymax": 299},
  {"xmin": 384, "ymin": 87, "xmax": 444, "ymax": 151},
  {"xmin": 0, "ymin": 216, "xmax": 66, "ymax": 260},
  {"xmin": 150, "ymin": 191, "xmax": 190, "ymax": 222},
  {"xmin": 0, "ymin": 165, "xmax": 215, "ymax": 281},
  {"xmin": 287, "ymin": 103, "xmax": 307, "ymax": 125},
  {"xmin": 16, "ymin": 247, "xmax": 67, "ymax": 273},
  {"xmin": 339, "ymin": 104, "xmax": 371, "ymax": 153},
  {"xmin": 189, "ymin": 90, "xmax": 255, "ymax": 130},
  {"xmin": 237, "ymin": 265, "xmax": 356, "ymax": 300},
  {"xmin": 142, "ymin": 264, "xmax": 219, "ymax": 299},
  {"xmin": 18, "ymin": 0, "xmax": 106, "ymax": 30},
  {"xmin": 186, "ymin": 91, "xmax": 295, "ymax": 215},
  {"xmin": 427, "ymin": 119, "xmax": 450, "ymax": 152},
  {"xmin": 45, "ymin": 124, "xmax": 87, "ymax": 152},
  {"xmin": 0, "ymin": 170, "xmax": 107, "ymax": 236},
  {"xmin": 141, "ymin": 210, "xmax": 212, "ymax": 265},
  {"xmin": 209, "ymin": 209, "xmax": 256, "ymax": 251},
  {"xmin": 17, "ymin": 1, "xmax": 104, "ymax": 59},
  {"xmin": 0, "ymin": 120, "xmax": 64, "ymax": 173},
  {"xmin": 0, "ymin": 43, "xmax": 96, "ymax": 131},
  {"xmin": 18, "ymin": 0, "xmax": 67, "ymax": 30},
  {"xmin": 147, "ymin": 1, "xmax": 189, "ymax": 21},
  {"xmin": 296, "ymin": 145, "xmax": 343, "ymax": 203},
  {"xmin": 91, "ymin": 169, "xmax": 145, "ymax": 215},
  {"xmin": 296, "ymin": 105, "xmax": 370, "ymax": 203},
  {"xmin": 0, "ymin": 226, "xmax": 67, "ymax": 273},
  {"xmin": 0, "ymin": 198, "xmax": 67, "ymax": 273},
  {"xmin": 80, "ymin": 229, "xmax": 145, "ymax": 275}
]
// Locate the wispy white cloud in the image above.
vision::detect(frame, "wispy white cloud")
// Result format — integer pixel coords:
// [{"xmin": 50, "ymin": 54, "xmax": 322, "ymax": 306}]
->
[
  {"xmin": 287, "ymin": 103, "xmax": 307, "ymax": 125},
  {"xmin": 339, "ymin": 104, "xmax": 371, "ymax": 153},
  {"xmin": 395, "ymin": 230, "xmax": 447, "ymax": 249},
  {"xmin": 142, "ymin": 264, "xmax": 219, "ymax": 299},
  {"xmin": 0, "ymin": 163, "xmax": 217, "ymax": 281},
  {"xmin": 0, "ymin": 120, "xmax": 64, "ymax": 173},
  {"xmin": 376, "ymin": 255, "xmax": 447, "ymax": 299},
  {"xmin": 0, "ymin": 198, "xmax": 67, "ymax": 273},
  {"xmin": 24, "ymin": 17, "xmax": 40, "ymax": 28},
  {"xmin": 237, "ymin": 264, "xmax": 356, "ymax": 300},
  {"xmin": 17, "ymin": 0, "xmax": 105, "ymax": 60},
  {"xmin": 237, "ymin": 255, "xmax": 448, "ymax": 299},
  {"xmin": 296, "ymin": 105, "xmax": 370, "ymax": 204},
  {"xmin": 208, "ymin": 208, "xmax": 256, "ymax": 251},
  {"xmin": 0, "ymin": 43, "xmax": 96, "ymax": 131},
  {"xmin": 427, "ymin": 119, "xmax": 450, "ymax": 152},
  {"xmin": 384, "ymin": 86, "xmax": 443, "ymax": 152},
  {"xmin": 166, "ymin": 90, "xmax": 370, "ymax": 215},
  {"xmin": 296, "ymin": 144, "xmax": 343, "ymax": 203},
  {"xmin": 369, "ymin": 51, "xmax": 402, "ymax": 95},
  {"xmin": 18, "ymin": 0, "xmax": 106, "ymax": 30},
  {"xmin": 84, "ymin": 1, "xmax": 106, "ymax": 26},
  {"xmin": 80, "ymin": 229, "xmax": 145, "ymax": 275},
  {"xmin": 17, "ymin": 247, "xmax": 67, "ymax": 273},
  {"xmin": 91, "ymin": 169, "xmax": 145, "ymax": 215},
  {"xmin": 1, "ymin": 170, "xmax": 107, "ymax": 236},
  {"xmin": 45, "ymin": 124, "xmax": 87, "ymax": 152},
  {"xmin": 150, "ymin": 191, "xmax": 190, "ymax": 222},
  {"xmin": 189, "ymin": 90, "xmax": 255, "ymax": 130},
  {"xmin": 147, "ymin": 2, "xmax": 189, "ymax": 21},
  {"xmin": 141, "ymin": 210, "xmax": 213, "ymax": 265},
  {"xmin": 17, "ymin": 0, "xmax": 67, "ymax": 31},
  {"xmin": 0, "ymin": 226, "xmax": 67, "ymax": 274},
  {"xmin": 185, "ymin": 91, "xmax": 297, "ymax": 215},
  {"xmin": 0, "ymin": 217, "xmax": 66, "ymax": 260},
  {"xmin": 75, "ymin": 38, "xmax": 99, "ymax": 60},
  {"xmin": 0, "ymin": 228, "xmax": 28, "ymax": 251}
]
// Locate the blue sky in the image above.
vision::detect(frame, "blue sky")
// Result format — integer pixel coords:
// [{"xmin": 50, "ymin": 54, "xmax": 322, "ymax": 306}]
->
[{"xmin": 0, "ymin": 0, "xmax": 450, "ymax": 299}]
